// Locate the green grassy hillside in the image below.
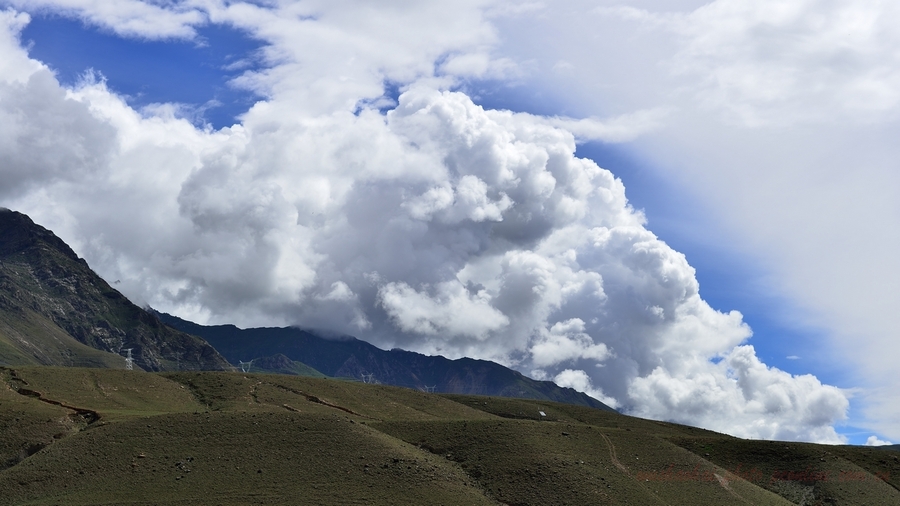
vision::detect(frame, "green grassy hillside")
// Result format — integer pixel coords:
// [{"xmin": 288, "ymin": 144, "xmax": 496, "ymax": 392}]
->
[
  {"xmin": 0, "ymin": 367, "xmax": 897, "ymax": 505},
  {"xmin": 0, "ymin": 308, "xmax": 127, "ymax": 369}
]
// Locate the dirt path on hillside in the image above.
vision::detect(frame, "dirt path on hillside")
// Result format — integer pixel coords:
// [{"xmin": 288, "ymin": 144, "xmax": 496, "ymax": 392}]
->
[
  {"xmin": 3, "ymin": 368, "xmax": 100, "ymax": 426},
  {"xmin": 598, "ymin": 431, "xmax": 629, "ymax": 473},
  {"xmin": 598, "ymin": 430, "xmax": 684, "ymax": 506},
  {"xmin": 715, "ymin": 472, "xmax": 753, "ymax": 504}
]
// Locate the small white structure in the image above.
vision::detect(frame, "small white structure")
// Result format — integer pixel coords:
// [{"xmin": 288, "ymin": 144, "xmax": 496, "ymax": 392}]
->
[
  {"xmin": 539, "ymin": 411, "xmax": 546, "ymax": 418},
  {"xmin": 123, "ymin": 348, "xmax": 133, "ymax": 371},
  {"xmin": 239, "ymin": 360, "xmax": 253, "ymax": 373}
]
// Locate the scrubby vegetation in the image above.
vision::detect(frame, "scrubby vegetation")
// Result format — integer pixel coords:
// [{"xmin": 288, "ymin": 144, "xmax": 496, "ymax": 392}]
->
[{"xmin": 1, "ymin": 367, "xmax": 897, "ymax": 505}]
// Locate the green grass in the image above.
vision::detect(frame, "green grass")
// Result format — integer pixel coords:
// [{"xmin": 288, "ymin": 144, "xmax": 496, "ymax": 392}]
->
[
  {"xmin": 0, "ymin": 370, "xmax": 74, "ymax": 472},
  {"xmin": 1, "ymin": 412, "xmax": 494, "ymax": 506},
  {"xmin": 0, "ymin": 367, "xmax": 897, "ymax": 505},
  {"xmin": 0, "ymin": 311, "xmax": 126, "ymax": 369},
  {"xmin": 8, "ymin": 367, "xmax": 202, "ymax": 420},
  {"xmin": 668, "ymin": 437, "xmax": 900, "ymax": 505}
]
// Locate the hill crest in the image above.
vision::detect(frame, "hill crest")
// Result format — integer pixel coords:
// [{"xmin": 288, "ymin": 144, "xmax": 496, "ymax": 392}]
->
[{"xmin": 157, "ymin": 311, "xmax": 615, "ymax": 411}]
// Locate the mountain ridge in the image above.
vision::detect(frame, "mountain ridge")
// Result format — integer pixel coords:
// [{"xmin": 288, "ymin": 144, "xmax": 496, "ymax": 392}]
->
[
  {"xmin": 157, "ymin": 311, "xmax": 616, "ymax": 411},
  {"xmin": 0, "ymin": 208, "xmax": 230, "ymax": 371}
]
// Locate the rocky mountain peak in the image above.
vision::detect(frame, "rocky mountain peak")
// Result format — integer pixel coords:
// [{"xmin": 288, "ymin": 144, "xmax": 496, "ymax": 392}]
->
[
  {"xmin": 0, "ymin": 208, "xmax": 81, "ymax": 262},
  {"xmin": 0, "ymin": 209, "xmax": 230, "ymax": 372}
]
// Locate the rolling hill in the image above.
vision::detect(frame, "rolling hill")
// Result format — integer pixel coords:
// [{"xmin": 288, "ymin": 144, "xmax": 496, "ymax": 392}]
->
[{"xmin": 0, "ymin": 366, "xmax": 897, "ymax": 505}]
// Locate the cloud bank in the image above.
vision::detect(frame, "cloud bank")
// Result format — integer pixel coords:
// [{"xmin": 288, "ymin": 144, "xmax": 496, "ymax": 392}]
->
[
  {"xmin": 0, "ymin": 2, "xmax": 850, "ymax": 443},
  {"xmin": 491, "ymin": 0, "xmax": 900, "ymax": 443}
]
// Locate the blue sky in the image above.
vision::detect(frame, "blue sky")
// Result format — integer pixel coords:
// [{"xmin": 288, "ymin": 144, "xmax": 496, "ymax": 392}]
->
[
  {"xmin": 21, "ymin": 14, "xmax": 264, "ymax": 129},
  {"xmin": 2, "ymin": 1, "xmax": 896, "ymax": 446}
]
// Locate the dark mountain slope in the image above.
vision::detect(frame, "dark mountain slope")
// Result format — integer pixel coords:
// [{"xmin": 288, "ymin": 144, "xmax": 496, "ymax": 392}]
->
[
  {"xmin": 0, "ymin": 209, "xmax": 230, "ymax": 371},
  {"xmin": 158, "ymin": 312, "xmax": 615, "ymax": 411}
]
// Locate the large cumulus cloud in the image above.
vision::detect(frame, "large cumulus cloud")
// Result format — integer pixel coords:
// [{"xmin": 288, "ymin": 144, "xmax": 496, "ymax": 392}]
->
[{"xmin": 0, "ymin": 3, "xmax": 849, "ymax": 442}]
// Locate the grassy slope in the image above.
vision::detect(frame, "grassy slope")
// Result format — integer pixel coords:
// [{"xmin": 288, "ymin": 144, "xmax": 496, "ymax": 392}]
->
[
  {"xmin": 0, "ymin": 309, "xmax": 126, "ymax": 368},
  {"xmin": 242, "ymin": 354, "xmax": 328, "ymax": 378},
  {"xmin": 0, "ymin": 367, "xmax": 897, "ymax": 505},
  {"xmin": 0, "ymin": 369, "xmax": 74, "ymax": 472}
]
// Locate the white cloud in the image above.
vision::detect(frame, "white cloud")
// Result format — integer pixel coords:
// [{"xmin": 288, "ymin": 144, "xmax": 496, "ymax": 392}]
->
[
  {"xmin": 485, "ymin": 1, "xmax": 544, "ymax": 19},
  {"xmin": 4, "ymin": 0, "xmax": 205, "ymax": 39},
  {"xmin": 531, "ymin": 318, "xmax": 610, "ymax": 367},
  {"xmin": 0, "ymin": 68, "xmax": 116, "ymax": 200},
  {"xmin": 554, "ymin": 369, "xmax": 619, "ymax": 409},
  {"xmin": 439, "ymin": 52, "xmax": 521, "ymax": 80},
  {"xmin": 631, "ymin": 345, "xmax": 849, "ymax": 443},
  {"xmin": 318, "ymin": 281, "xmax": 355, "ymax": 302},
  {"xmin": 0, "ymin": 9, "xmax": 43, "ymax": 82},
  {"xmin": 595, "ymin": 0, "xmax": 900, "ymax": 125},
  {"xmin": 403, "ymin": 175, "xmax": 513, "ymax": 224},
  {"xmin": 379, "ymin": 280, "xmax": 509, "ymax": 340},
  {"xmin": 0, "ymin": 2, "xmax": 855, "ymax": 443},
  {"xmin": 206, "ymin": 0, "xmax": 505, "ymax": 116},
  {"xmin": 670, "ymin": 0, "xmax": 900, "ymax": 125},
  {"xmin": 865, "ymin": 435, "xmax": 893, "ymax": 447},
  {"xmin": 544, "ymin": 108, "xmax": 670, "ymax": 143}
]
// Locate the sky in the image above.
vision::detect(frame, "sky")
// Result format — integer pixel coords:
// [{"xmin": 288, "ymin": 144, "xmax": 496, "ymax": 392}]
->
[{"xmin": 0, "ymin": 0, "xmax": 896, "ymax": 446}]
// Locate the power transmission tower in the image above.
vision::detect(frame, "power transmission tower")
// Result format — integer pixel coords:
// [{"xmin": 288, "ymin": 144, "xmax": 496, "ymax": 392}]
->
[
  {"xmin": 424, "ymin": 385, "xmax": 436, "ymax": 393},
  {"xmin": 123, "ymin": 348, "xmax": 133, "ymax": 371},
  {"xmin": 361, "ymin": 373, "xmax": 378, "ymax": 384},
  {"xmin": 239, "ymin": 360, "xmax": 253, "ymax": 373}
]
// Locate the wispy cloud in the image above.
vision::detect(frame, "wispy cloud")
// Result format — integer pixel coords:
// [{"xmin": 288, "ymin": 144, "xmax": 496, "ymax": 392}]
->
[
  {"xmin": 543, "ymin": 108, "xmax": 670, "ymax": 143},
  {"xmin": 4, "ymin": 0, "xmax": 206, "ymax": 39}
]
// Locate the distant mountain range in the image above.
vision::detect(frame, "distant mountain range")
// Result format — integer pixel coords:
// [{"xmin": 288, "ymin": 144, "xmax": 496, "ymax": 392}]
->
[
  {"xmin": 0, "ymin": 208, "xmax": 612, "ymax": 410},
  {"xmin": 157, "ymin": 312, "xmax": 614, "ymax": 411}
]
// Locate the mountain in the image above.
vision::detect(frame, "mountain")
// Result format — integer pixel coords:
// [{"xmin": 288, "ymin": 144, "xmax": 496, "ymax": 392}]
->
[
  {"xmin": 0, "ymin": 207, "xmax": 608, "ymax": 409},
  {"xmin": 157, "ymin": 312, "xmax": 615, "ymax": 411},
  {"xmin": 0, "ymin": 208, "xmax": 230, "ymax": 371}
]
